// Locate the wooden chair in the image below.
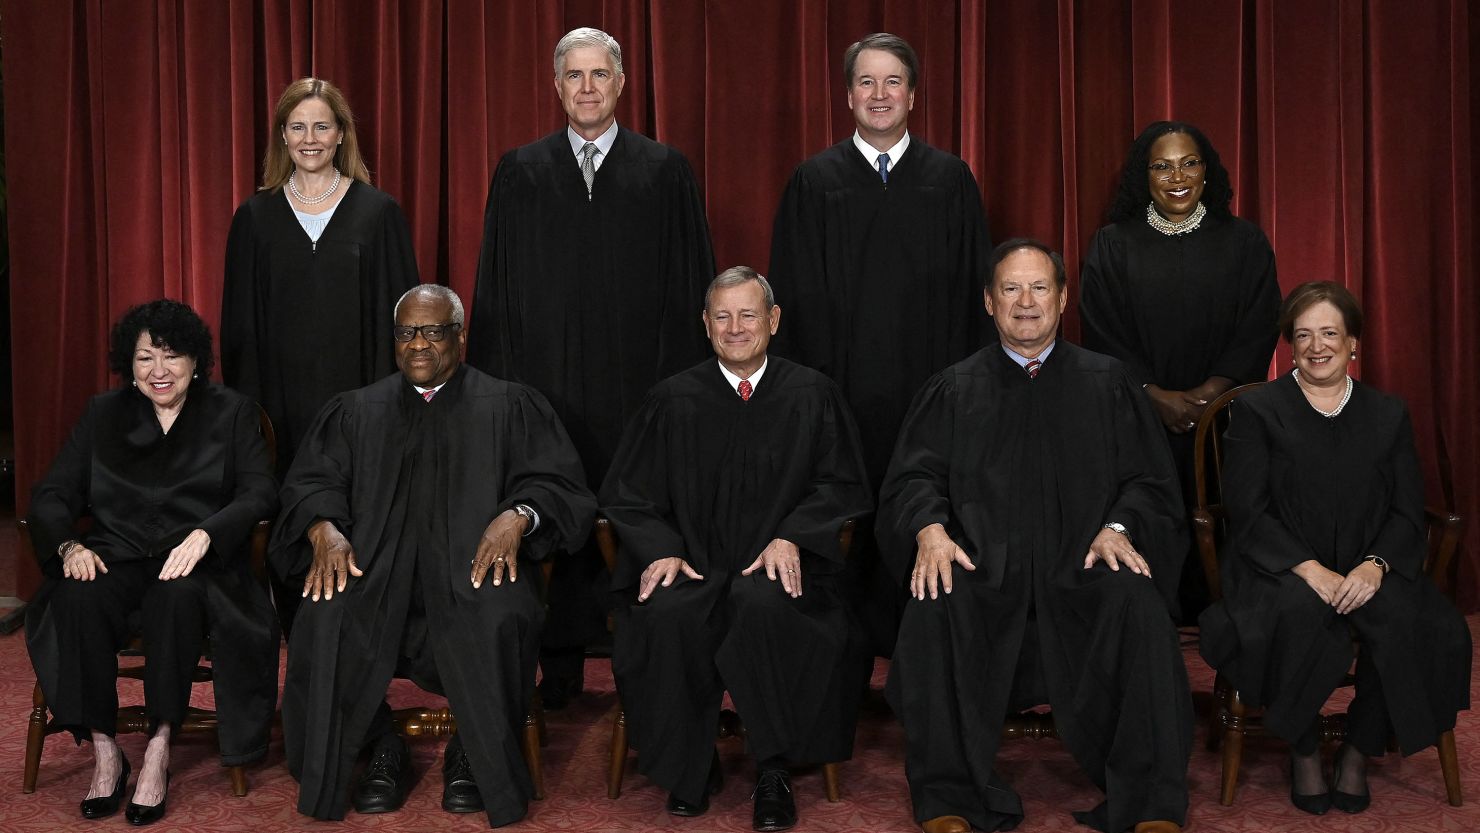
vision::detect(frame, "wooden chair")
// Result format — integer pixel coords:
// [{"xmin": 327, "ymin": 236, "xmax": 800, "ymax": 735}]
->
[
  {"xmin": 594, "ymin": 516, "xmax": 850, "ymax": 802},
  {"xmin": 1192, "ymin": 382, "xmax": 1465, "ymax": 807},
  {"xmin": 388, "ymin": 559, "xmax": 555, "ymax": 800},
  {"xmin": 21, "ymin": 405, "xmax": 278, "ymax": 798}
]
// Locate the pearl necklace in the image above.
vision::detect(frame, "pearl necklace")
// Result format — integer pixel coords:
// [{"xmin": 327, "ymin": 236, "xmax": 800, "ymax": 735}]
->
[
  {"xmin": 289, "ymin": 168, "xmax": 342, "ymax": 206},
  {"xmin": 1146, "ymin": 201, "xmax": 1206, "ymax": 235},
  {"xmin": 1294, "ymin": 369, "xmax": 1353, "ymax": 418}
]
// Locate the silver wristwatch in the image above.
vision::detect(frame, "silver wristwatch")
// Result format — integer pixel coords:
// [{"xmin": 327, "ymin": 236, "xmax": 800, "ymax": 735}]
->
[
  {"xmin": 513, "ymin": 504, "xmax": 538, "ymax": 536},
  {"xmin": 1103, "ymin": 522, "xmax": 1130, "ymax": 541}
]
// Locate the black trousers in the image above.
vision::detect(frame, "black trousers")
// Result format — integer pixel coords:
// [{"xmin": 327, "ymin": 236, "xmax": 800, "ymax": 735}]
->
[{"xmin": 43, "ymin": 560, "xmax": 210, "ymax": 741}]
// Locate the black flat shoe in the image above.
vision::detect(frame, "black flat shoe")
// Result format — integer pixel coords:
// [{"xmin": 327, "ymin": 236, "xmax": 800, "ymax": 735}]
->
[
  {"xmin": 1288, "ymin": 750, "xmax": 1330, "ymax": 816},
  {"xmin": 752, "ymin": 769, "xmax": 797, "ymax": 832},
  {"xmin": 441, "ymin": 735, "xmax": 484, "ymax": 813},
  {"xmin": 666, "ymin": 750, "xmax": 723, "ymax": 817},
  {"xmin": 80, "ymin": 753, "xmax": 130, "ymax": 820},
  {"xmin": 123, "ymin": 771, "xmax": 169, "ymax": 826},
  {"xmin": 353, "ymin": 735, "xmax": 413, "ymax": 814},
  {"xmin": 1330, "ymin": 743, "xmax": 1371, "ymax": 814}
]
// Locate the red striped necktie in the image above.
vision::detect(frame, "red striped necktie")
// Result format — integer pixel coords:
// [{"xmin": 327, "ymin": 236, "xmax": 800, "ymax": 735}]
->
[
  {"xmin": 1025, "ymin": 359, "xmax": 1042, "ymax": 379},
  {"xmin": 422, "ymin": 389, "xmax": 436, "ymax": 402}
]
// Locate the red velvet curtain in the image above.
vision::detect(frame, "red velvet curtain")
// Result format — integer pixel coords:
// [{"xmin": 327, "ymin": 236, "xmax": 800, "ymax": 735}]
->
[{"xmin": 4, "ymin": 0, "xmax": 1476, "ymax": 606}]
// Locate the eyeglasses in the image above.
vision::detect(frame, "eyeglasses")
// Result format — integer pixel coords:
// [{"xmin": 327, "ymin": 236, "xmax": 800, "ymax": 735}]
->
[
  {"xmin": 392, "ymin": 322, "xmax": 461, "ymax": 343},
  {"xmin": 1147, "ymin": 159, "xmax": 1204, "ymax": 180}
]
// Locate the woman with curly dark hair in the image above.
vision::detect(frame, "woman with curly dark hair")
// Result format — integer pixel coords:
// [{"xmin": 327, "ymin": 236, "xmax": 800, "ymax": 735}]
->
[
  {"xmin": 25, "ymin": 299, "xmax": 279, "ymax": 825},
  {"xmin": 1079, "ymin": 120, "xmax": 1282, "ymax": 615}
]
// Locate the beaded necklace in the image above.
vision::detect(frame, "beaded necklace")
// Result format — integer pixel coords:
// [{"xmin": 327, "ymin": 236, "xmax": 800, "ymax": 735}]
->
[{"xmin": 1145, "ymin": 201, "xmax": 1206, "ymax": 235}]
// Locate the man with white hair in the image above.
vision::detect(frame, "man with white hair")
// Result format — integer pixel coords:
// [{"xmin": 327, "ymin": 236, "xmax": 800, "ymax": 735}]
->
[
  {"xmin": 274, "ymin": 285, "xmax": 595, "ymax": 826},
  {"xmin": 469, "ymin": 27, "xmax": 716, "ymax": 708}
]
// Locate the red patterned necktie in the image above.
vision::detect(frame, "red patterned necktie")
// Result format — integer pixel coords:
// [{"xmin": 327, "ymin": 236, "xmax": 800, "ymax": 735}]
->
[
  {"xmin": 738, "ymin": 380, "xmax": 753, "ymax": 401},
  {"xmin": 422, "ymin": 389, "xmax": 436, "ymax": 402},
  {"xmin": 1025, "ymin": 359, "xmax": 1042, "ymax": 379}
]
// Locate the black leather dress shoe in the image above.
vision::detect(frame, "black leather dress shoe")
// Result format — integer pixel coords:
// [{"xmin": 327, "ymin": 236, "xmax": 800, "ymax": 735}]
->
[
  {"xmin": 752, "ymin": 769, "xmax": 797, "ymax": 832},
  {"xmin": 666, "ymin": 750, "xmax": 723, "ymax": 817},
  {"xmin": 441, "ymin": 735, "xmax": 484, "ymax": 813},
  {"xmin": 80, "ymin": 753, "xmax": 130, "ymax": 820},
  {"xmin": 1330, "ymin": 743, "xmax": 1371, "ymax": 814},
  {"xmin": 353, "ymin": 735, "xmax": 413, "ymax": 814},
  {"xmin": 123, "ymin": 771, "xmax": 169, "ymax": 826}
]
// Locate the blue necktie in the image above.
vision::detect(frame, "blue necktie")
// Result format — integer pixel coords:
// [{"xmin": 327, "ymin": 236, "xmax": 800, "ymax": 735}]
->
[{"xmin": 877, "ymin": 153, "xmax": 890, "ymax": 184}]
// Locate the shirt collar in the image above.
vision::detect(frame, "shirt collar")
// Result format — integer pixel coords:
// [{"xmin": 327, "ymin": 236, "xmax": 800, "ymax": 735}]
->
[
  {"xmin": 568, "ymin": 121, "xmax": 619, "ymax": 159},
  {"xmin": 718, "ymin": 356, "xmax": 769, "ymax": 397},
  {"xmin": 1000, "ymin": 341, "xmax": 1056, "ymax": 369},
  {"xmin": 852, "ymin": 131, "xmax": 911, "ymax": 172},
  {"xmin": 412, "ymin": 380, "xmax": 449, "ymax": 396}
]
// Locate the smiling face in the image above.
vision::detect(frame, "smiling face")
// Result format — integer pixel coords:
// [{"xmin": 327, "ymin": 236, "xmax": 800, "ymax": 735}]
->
[
  {"xmin": 394, "ymin": 293, "xmax": 465, "ymax": 388},
  {"xmin": 1291, "ymin": 300, "xmax": 1357, "ymax": 386},
  {"xmin": 281, "ymin": 97, "xmax": 341, "ymax": 175},
  {"xmin": 847, "ymin": 48, "xmax": 915, "ymax": 149},
  {"xmin": 703, "ymin": 280, "xmax": 779, "ymax": 378},
  {"xmin": 556, "ymin": 46, "xmax": 625, "ymax": 140},
  {"xmin": 1146, "ymin": 131, "xmax": 1206, "ymax": 223},
  {"xmin": 132, "ymin": 331, "xmax": 196, "ymax": 411},
  {"xmin": 984, "ymin": 248, "xmax": 1066, "ymax": 359}
]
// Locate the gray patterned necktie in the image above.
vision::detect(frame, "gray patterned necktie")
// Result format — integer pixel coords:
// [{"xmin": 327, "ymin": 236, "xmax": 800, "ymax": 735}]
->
[{"xmin": 581, "ymin": 142, "xmax": 597, "ymax": 200}]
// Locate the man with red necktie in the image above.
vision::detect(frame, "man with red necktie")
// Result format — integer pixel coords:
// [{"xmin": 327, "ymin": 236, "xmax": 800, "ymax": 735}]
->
[{"xmin": 601, "ymin": 267, "xmax": 873, "ymax": 832}]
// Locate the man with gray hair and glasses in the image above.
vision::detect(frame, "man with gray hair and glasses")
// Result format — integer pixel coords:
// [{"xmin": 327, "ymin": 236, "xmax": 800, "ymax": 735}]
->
[{"xmin": 469, "ymin": 26, "xmax": 716, "ymax": 711}]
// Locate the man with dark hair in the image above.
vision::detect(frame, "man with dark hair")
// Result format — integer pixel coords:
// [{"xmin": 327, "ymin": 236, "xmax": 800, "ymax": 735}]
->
[
  {"xmin": 769, "ymin": 32, "xmax": 991, "ymax": 657},
  {"xmin": 603, "ymin": 267, "xmax": 872, "ymax": 832},
  {"xmin": 469, "ymin": 26, "xmax": 716, "ymax": 706},
  {"xmin": 274, "ymin": 286, "xmax": 595, "ymax": 827},
  {"xmin": 880, "ymin": 241, "xmax": 1191, "ymax": 833}
]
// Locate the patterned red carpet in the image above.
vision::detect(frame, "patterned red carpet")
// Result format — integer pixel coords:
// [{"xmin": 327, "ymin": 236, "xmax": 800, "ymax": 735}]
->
[{"xmin": 1, "ymin": 619, "xmax": 1475, "ymax": 832}]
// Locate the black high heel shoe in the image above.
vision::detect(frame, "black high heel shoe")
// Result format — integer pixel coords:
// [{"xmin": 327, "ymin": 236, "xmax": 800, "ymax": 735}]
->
[
  {"xmin": 1289, "ymin": 749, "xmax": 1331, "ymax": 815},
  {"xmin": 1330, "ymin": 743, "xmax": 1371, "ymax": 814},
  {"xmin": 80, "ymin": 753, "xmax": 131, "ymax": 819},
  {"xmin": 124, "ymin": 771, "xmax": 170, "ymax": 826}
]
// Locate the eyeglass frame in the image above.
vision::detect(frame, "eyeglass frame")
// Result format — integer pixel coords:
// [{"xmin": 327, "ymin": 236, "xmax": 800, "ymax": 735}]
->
[
  {"xmin": 392, "ymin": 322, "xmax": 462, "ymax": 343},
  {"xmin": 1146, "ymin": 158, "xmax": 1205, "ymax": 181}
]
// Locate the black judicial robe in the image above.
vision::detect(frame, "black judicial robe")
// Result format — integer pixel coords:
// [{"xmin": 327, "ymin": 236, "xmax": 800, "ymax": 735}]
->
[
  {"xmin": 878, "ymin": 343, "xmax": 1192, "ymax": 832},
  {"xmin": 271, "ymin": 366, "xmax": 595, "ymax": 826},
  {"xmin": 601, "ymin": 357, "xmax": 874, "ymax": 805},
  {"xmin": 1199, "ymin": 375, "xmax": 1471, "ymax": 753},
  {"xmin": 468, "ymin": 126, "xmax": 715, "ymax": 486},
  {"xmin": 25, "ymin": 384, "xmax": 280, "ymax": 765},
  {"xmin": 768, "ymin": 137, "xmax": 991, "ymax": 487},
  {"xmin": 221, "ymin": 182, "xmax": 419, "ymax": 474},
  {"xmin": 1079, "ymin": 214, "xmax": 1279, "ymax": 491}
]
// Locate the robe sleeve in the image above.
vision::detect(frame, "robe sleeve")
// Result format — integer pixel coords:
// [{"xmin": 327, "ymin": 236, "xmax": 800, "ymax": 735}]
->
[
  {"xmin": 362, "ymin": 197, "xmax": 421, "ymax": 385},
  {"xmin": 655, "ymin": 155, "xmax": 716, "ymax": 379},
  {"xmin": 1366, "ymin": 405, "xmax": 1427, "ymax": 581},
  {"xmin": 26, "ymin": 398, "xmax": 97, "ymax": 571},
  {"xmin": 467, "ymin": 155, "xmax": 517, "ymax": 377},
  {"xmin": 197, "ymin": 395, "xmax": 279, "ymax": 567},
  {"xmin": 1222, "ymin": 398, "xmax": 1315, "ymax": 574},
  {"xmin": 876, "ymin": 371, "xmax": 960, "ymax": 584},
  {"xmin": 269, "ymin": 397, "xmax": 357, "ymax": 581},
  {"xmin": 496, "ymin": 387, "xmax": 596, "ymax": 562},
  {"xmin": 221, "ymin": 203, "xmax": 263, "ymax": 400},
  {"xmin": 1102, "ymin": 369, "xmax": 1188, "ymax": 605},
  {"xmin": 767, "ymin": 168, "xmax": 833, "ymax": 374},
  {"xmin": 1207, "ymin": 225, "xmax": 1280, "ymax": 384},
  {"xmin": 775, "ymin": 384, "xmax": 874, "ymax": 562},
  {"xmin": 1079, "ymin": 228, "xmax": 1155, "ymax": 387},
  {"xmin": 598, "ymin": 392, "xmax": 689, "ymax": 590}
]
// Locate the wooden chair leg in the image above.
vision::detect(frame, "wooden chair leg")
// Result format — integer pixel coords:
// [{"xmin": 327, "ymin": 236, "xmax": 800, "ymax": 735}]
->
[
  {"xmin": 228, "ymin": 765, "xmax": 247, "ymax": 797},
  {"xmin": 822, "ymin": 762, "xmax": 840, "ymax": 802},
  {"xmin": 1438, "ymin": 729, "xmax": 1463, "ymax": 807},
  {"xmin": 522, "ymin": 711, "xmax": 545, "ymax": 801},
  {"xmin": 1218, "ymin": 688, "xmax": 1247, "ymax": 806},
  {"xmin": 23, "ymin": 682, "xmax": 47, "ymax": 794},
  {"xmin": 607, "ymin": 708, "xmax": 628, "ymax": 799}
]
